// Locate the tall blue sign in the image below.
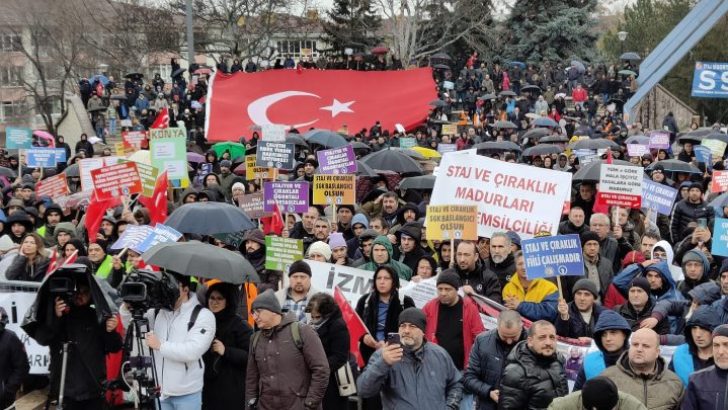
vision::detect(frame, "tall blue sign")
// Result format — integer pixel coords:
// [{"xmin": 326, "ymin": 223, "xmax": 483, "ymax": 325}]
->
[{"xmin": 692, "ymin": 62, "xmax": 728, "ymax": 98}]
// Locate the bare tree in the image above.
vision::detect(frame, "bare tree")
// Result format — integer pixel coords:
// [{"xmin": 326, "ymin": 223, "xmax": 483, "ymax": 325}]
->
[{"xmin": 374, "ymin": 0, "xmax": 494, "ymax": 66}]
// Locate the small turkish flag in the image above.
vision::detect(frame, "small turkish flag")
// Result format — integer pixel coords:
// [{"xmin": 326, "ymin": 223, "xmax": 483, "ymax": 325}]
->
[
  {"xmin": 334, "ymin": 286, "xmax": 369, "ymax": 368},
  {"xmin": 151, "ymin": 107, "xmax": 170, "ymax": 129},
  {"xmin": 205, "ymin": 68, "xmax": 438, "ymax": 141}
]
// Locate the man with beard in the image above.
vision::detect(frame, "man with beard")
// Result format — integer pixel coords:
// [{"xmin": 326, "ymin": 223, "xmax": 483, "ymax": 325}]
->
[
  {"xmin": 312, "ymin": 217, "xmax": 331, "ymax": 243},
  {"xmin": 499, "ymin": 321, "xmax": 568, "ymax": 409},
  {"xmin": 454, "ymin": 241, "xmax": 502, "ymax": 302},
  {"xmin": 463, "ymin": 310, "xmax": 526, "ymax": 410},
  {"xmin": 275, "ymin": 260, "xmax": 320, "ymax": 323},
  {"xmin": 483, "ymin": 232, "xmax": 516, "ymax": 287},
  {"xmin": 379, "ymin": 192, "xmax": 401, "ymax": 227},
  {"xmin": 36, "ymin": 203, "xmax": 63, "ymax": 247},
  {"xmin": 287, "ymin": 206, "xmax": 320, "ymax": 252},
  {"xmin": 242, "ymin": 229, "xmax": 278, "ymax": 291},
  {"xmin": 394, "ymin": 222, "xmax": 428, "ymax": 273}
]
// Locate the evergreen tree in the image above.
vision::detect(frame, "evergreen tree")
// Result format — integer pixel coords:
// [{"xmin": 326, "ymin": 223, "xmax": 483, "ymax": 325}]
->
[
  {"xmin": 322, "ymin": 0, "xmax": 381, "ymax": 55},
  {"xmin": 503, "ymin": 0, "xmax": 599, "ymax": 62}
]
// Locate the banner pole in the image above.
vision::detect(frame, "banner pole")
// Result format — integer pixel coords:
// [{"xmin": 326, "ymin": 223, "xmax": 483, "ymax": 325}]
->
[
  {"xmin": 449, "ymin": 235, "xmax": 455, "ymax": 269},
  {"xmin": 332, "ymin": 202, "xmax": 337, "ymax": 226},
  {"xmin": 556, "ymin": 275, "xmax": 563, "ymax": 299}
]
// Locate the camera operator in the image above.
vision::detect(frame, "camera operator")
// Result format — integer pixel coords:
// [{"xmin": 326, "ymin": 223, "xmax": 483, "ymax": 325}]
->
[
  {"xmin": 33, "ymin": 279, "xmax": 122, "ymax": 410},
  {"xmin": 124, "ymin": 273, "xmax": 215, "ymax": 410}
]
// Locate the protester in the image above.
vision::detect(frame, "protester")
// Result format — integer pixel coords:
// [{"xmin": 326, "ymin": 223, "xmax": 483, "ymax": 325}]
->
[
  {"xmin": 0, "ymin": 307, "xmax": 29, "ymax": 410},
  {"xmin": 454, "ymin": 240, "xmax": 502, "ymax": 302},
  {"xmin": 555, "ymin": 278, "xmax": 605, "ymax": 339},
  {"xmin": 668, "ymin": 305, "xmax": 718, "ymax": 385},
  {"xmin": 5, "ymin": 233, "xmax": 49, "ymax": 281},
  {"xmin": 362, "ymin": 235, "xmax": 413, "ymax": 280},
  {"xmin": 548, "ymin": 376, "xmax": 647, "ymax": 410},
  {"xmin": 573, "ymin": 310, "xmax": 632, "ymax": 390},
  {"xmin": 275, "ymin": 260, "xmax": 320, "ymax": 322},
  {"xmin": 681, "ymin": 324, "xmax": 728, "ymax": 409},
  {"xmin": 502, "ymin": 250, "xmax": 558, "ymax": 321}
]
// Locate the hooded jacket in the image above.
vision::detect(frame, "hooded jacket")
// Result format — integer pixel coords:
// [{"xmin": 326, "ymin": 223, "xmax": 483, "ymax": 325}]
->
[
  {"xmin": 616, "ymin": 296, "xmax": 671, "ymax": 334},
  {"xmin": 600, "ymin": 351, "xmax": 683, "ymax": 409},
  {"xmin": 682, "ymin": 365, "xmax": 728, "ymax": 410},
  {"xmin": 613, "ymin": 260, "xmax": 684, "ymax": 306},
  {"xmin": 676, "ymin": 249, "xmax": 710, "ymax": 299},
  {"xmin": 547, "ymin": 391, "xmax": 647, "ymax": 410},
  {"xmin": 574, "ymin": 310, "xmax": 632, "ymax": 390},
  {"xmin": 499, "ymin": 340, "xmax": 568, "ymax": 410},
  {"xmin": 395, "ymin": 222, "xmax": 428, "ymax": 274},
  {"xmin": 362, "ymin": 235, "xmax": 413, "ymax": 280},
  {"xmin": 502, "ymin": 275, "xmax": 558, "ymax": 321},
  {"xmin": 0, "ymin": 327, "xmax": 29, "ymax": 408},
  {"xmin": 668, "ymin": 305, "xmax": 718, "ymax": 386}
]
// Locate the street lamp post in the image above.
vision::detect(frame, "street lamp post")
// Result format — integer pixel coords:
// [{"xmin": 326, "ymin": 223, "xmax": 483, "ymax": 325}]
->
[{"xmin": 617, "ymin": 31, "xmax": 628, "ymax": 55}]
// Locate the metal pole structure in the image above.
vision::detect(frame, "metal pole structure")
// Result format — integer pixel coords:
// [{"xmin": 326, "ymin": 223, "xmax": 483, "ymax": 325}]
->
[{"xmin": 186, "ymin": 0, "xmax": 195, "ymax": 67}]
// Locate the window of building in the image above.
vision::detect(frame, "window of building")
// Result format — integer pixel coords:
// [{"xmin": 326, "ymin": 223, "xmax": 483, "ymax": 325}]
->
[
  {"xmin": 0, "ymin": 34, "xmax": 22, "ymax": 52},
  {"xmin": 1, "ymin": 100, "xmax": 30, "ymax": 122},
  {"xmin": 275, "ymin": 40, "xmax": 318, "ymax": 59},
  {"xmin": 0, "ymin": 66, "xmax": 22, "ymax": 86}
]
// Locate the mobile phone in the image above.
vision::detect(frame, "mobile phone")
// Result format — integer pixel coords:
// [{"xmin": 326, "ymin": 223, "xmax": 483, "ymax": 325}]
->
[
  {"xmin": 386, "ymin": 332, "xmax": 401, "ymax": 345},
  {"xmin": 697, "ymin": 218, "xmax": 707, "ymax": 229}
]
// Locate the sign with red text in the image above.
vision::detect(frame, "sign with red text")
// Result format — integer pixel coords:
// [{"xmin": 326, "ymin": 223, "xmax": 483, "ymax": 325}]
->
[
  {"xmin": 122, "ymin": 130, "xmax": 147, "ymax": 150},
  {"xmin": 35, "ymin": 174, "xmax": 69, "ymax": 199},
  {"xmin": 430, "ymin": 154, "xmax": 573, "ymax": 239},
  {"xmin": 91, "ymin": 162, "xmax": 142, "ymax": 199},
  {"xmin": 712, "ymin": 170, "xmax": 728, "ymax": 193},
  {"xmin": 597, "ymin": 164, "xmax": 643, "ymax": 208}
]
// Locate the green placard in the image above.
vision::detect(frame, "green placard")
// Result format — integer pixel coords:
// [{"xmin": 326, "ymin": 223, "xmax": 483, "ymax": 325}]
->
[
  {"xmin": 149, "ymin": 127, "xmax": 189, "ymax": 188},
  {"xmin": 399, "ymin": 137, "xmax": 416, "ymax": 149},
  {"xmin": 123, "ymin": 161, "xmax": 159, "ymax": 197},
  {"xmin": 265, "ymin": 236, "xmax": 304, "ymax": 271}
]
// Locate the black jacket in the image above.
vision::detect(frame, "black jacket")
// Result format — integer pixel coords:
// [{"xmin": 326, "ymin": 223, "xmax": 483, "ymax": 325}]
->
[
  {"xmin": 484, "ymin": 254, "xmax": 516, "ymax": 288},
  {"xmin": 462, "ymin": 328, "xmax": 526, "ymax": 410},
  {"xmin": 314, "ymin": 310, "xmax": 351, "ymax": 410},
  {"xmin": 554, "ymin": 302, "xmax": 604, "ymax": 339},
  {"xmin": 202, "ymin": 310, "xmax": 252, "ymax": 410},
  {"xmin": 0, "ymin": 328, "xmax": 29, "ymax": 408},
  {"xmin": 682, "ymin": 365, "xmax": 728, "ymax": 410},
  {"xmin": 456, "ymin": 259, "xmax": 503, "ymax": 303},
  {"xmin": 557, "ymin": 220, "xmax": 587, "ymax": 236},
  {"xmin": 355, "ymin": 290, "xmax": 414, "ymax": 364},
  {"xmin": 33, "ymin": 305, "xmax": 122, "ymax": 401},
  {"xmin": 498, "ymin": 341, "xmax": 568, "ymax": 410},
  {"xmin": 6, "ymin": 255, "xmax": 50, "ymax": 282},
  {"xmin": 670, "ymin": 199, "xmax": 714, "ymax": 243},
  {"xmin": 616, "ymin": 299, "xmax": 670, "ymax": 335}
]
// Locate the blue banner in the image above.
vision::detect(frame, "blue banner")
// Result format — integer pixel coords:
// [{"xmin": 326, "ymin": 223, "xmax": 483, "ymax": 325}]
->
[
  {"xmin": 6, "ymin": 127, "xmax": 32, "ymax": 149},
  {"xmin": 25, "ymin": 148, "xmax": 57, "ymax": 167},
  {"xmin": 135, "ymin": 224, "xmax": 182, "ymax": 253},
  {"xmin": 642, "ymin": 178, "xmax": 678, "ymax": 216},
  {"xmin": 694, "ymin": 145, "xmax": 713, "ymax": 170},
  {"xmin": 712, "ymin": 217, "xmax": 728, "ymax": 257},
  {"xmin": 522, "ymin": 234, "xmax": 584, "ymax": 280},
  {"xmin": 692, "ymin": 61, "xmax": 728, "ymax": 99},
  {"xmin": 111, "ymin": 225, "xmax": 154, "ymax": 250},
  {"xmin": 54, "ymin": 148, "xmax": 67, "ymax": 163}
]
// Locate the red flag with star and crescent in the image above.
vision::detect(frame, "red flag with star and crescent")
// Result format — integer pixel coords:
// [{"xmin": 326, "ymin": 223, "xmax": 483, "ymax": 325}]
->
[{"xmin": 205, "ymin": 68, "xmax": 438, "ymax": 141}]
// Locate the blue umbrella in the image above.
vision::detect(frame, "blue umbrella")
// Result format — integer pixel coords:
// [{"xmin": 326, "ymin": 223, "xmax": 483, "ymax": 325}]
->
[
  {"xmin": 92, "ymin": 74, "xmax": 110, "ymax": 87},
  {"xmin": 510, "ymin": 61, "xmax": 526, "ymax": 69},
  {"xmin": 533, "ymin": 117, "xmax": 559, "ymax": 128}
]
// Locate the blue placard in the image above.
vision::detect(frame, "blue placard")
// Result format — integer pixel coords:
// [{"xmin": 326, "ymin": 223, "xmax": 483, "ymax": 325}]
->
[
  {"xmin": 522, "ymin": 234, "xmax": 584, "ymax": 280},
  {"xmin": 692, "ymin": 61, "xmax": 728, "ymax": 99},
  {"xmin": 25, "ymin": 148, "xmax": 57, "ymax": 167},
  {"xmin": 694, "ymin": 145, "xmax": 713, "ymax": 170},
  {"xmin": 6, "ymin": 127, "xmax": 32, "ymax": 149},
  {"xmin": 642, "ymin": 178, "xmax": 678, "ymax": 216},
  {"xmin": 54, "ymin": 148, "xmax": 67, "ymax": 163},
  {"xmin": 712, "ymin": 217, "xmax": 728, "ymax": 257}
]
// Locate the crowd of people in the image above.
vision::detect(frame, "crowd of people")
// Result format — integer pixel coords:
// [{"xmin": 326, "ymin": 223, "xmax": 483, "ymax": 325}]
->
[{"xmin": 1, "ymin": 51, "xmax": 728, "ymax": 410}]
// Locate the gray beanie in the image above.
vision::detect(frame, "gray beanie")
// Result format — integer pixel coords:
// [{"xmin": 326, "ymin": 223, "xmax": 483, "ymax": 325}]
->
[
  {"xmin": 251, "ymin": 289, "xmax": 282, "ymax": 315},
  {"xmin": 572, "ymin": 278, "xmax": 599, "ymax": 298},
  {"xmin": 398, "ymin": 307, "xmax": 427, "ymax": 332}
]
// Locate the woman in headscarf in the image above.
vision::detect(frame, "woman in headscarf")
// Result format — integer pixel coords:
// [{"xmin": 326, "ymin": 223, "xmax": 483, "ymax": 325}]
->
[{"xmin": 202, "ymin": 282, "xmax": 252, "ymax": 410}]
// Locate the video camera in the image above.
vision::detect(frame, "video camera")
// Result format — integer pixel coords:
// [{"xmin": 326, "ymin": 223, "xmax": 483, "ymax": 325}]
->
[
  {"xmin": 49, "ymin": 276, "xmax": 77, "ymax": 306},
  {"xmin": 120, "ymin": 269, "xmax": 180, "ymax": 317}
]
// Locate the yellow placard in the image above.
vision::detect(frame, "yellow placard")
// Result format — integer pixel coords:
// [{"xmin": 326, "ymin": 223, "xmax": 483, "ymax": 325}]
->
[
  {"xmin": 441, "ymin": 123, "xmax": 458, "ymax": 135},
  {"xmin": 425, "ymin": 205, "xmax": 478, "ymax": 240},
  {"xmin": 312, "ymin": 174, "xmax": 356, "ymax": 205},
  {"xmin": 703, "ymin": 139, "xmax": 727, "ymax": 157},
  {"xmin": 246, "ymin": 155, "xmax": 277, "ymax": 180}
]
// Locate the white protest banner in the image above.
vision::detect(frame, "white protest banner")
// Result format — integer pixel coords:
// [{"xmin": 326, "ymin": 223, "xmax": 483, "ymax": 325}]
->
[
  {"xmin": 430, "ymin": 154, "xmax": 573, "ymax": 239},
  {"xmin": 78, "ymin": 157, "xmax": 119, "ymax": 191},
  {"xmin": 111, "ymin": 225, "xmax": 154, "ymax": 250},
  {"xmin": 400, "ymin": 277, "xmax": 438, "ymax": 308},
  {"xmin": 261, "ymin": 124, "xmax": 286, "ymax": 142},
  {"xmin": 0, "ymin": 290, "xmax": 50, "ymax": 374},
  {"xmin": 597, "ymin": 164, "xmax": 643, "ymax": 209},
  {"xmin": 626, "ymin": 144, "xmax": 649, "ymax": 157},
  {"xmin": 306, "ymin": 260, "xmax": 408, "ymax": 306}
]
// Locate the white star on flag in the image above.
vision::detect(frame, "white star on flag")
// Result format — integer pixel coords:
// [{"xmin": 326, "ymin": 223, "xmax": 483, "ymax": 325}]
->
[{"xmin": 320, "ymin": 99, "xmax": 355, "ymax": 118}]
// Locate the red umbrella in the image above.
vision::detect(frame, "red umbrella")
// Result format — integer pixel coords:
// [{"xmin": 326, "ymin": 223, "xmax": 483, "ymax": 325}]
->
[
  {"xmin": 33, "ymin": 130, "xmax": 56, "ymax": 148},
  {"xmin": 371, "ymin": 46, "xmax": 389, "ymax": 55}
]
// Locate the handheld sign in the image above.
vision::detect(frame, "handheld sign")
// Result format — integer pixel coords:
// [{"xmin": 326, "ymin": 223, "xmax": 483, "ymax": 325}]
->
[
  {"xmin": 111, "ymin": 225, "xmax": 154, "ymax": 250},
  {"xmin": 261, "ymin": 124, "xmax": 286, "ymax": 142},
  {"xmin": 399, "ymin": 138, "xmax": 416, "ymax": 149},
  {"xmin": 129, "ymin": 162, "xmax": 160, "ymax": 197},
  {"xmin": 238, "ymin": 192, "xmax": 268, "ymax": 219},
  {"xmin": 694, "ymin": 145, "xmax": 713, "ymax": 170},
  {"xmin": 265, "ymin": 236, "xmax": 304, "ymax": 271},
  {"xmin": 317, "ymin": 146, "xmax": 357, "ymax": 175},
  {"xmin": 255, "ymin": 141, "xmax": 295, "ymax": 170},
  {"xmin": 35, "ymin": 174, "xmax": 69, "ymax": 199},
  {"xmin": 25, "ymin": 148, "xmax": 57, "ymax": 167},
  {"xmin": 703, "ymin": 139, "xmax": 727, "ymax": 158},
  {"xmin": 441, "ymin": 123, "xmax": 457, "ymax": 135},
  {"xmin": 149, "ymin": 127, "xmax": 189, "ymax": 188},
  {"xmin": 425, "ymin": 205, "xmax": 478, "ymax": 240},
  {"xmin": 712, "ymin": 218, "xmax": 728, "ymax": 257},
  {"xmin": 626, "ymin": 144, "xmax": 649, "ymax": 157},
  {"xmin": 437, "ymin": 144, "xmax": 457, "ymax": 154},
  {"xmin": 134, "ymin": 224, "xmax": 182, "ymax": 253},
  {"xmin": 5, "ymin": 127, "xmax": 32, "ymax": 149},
  {"xmin": 648, "ymin": 131, "xmax": 670, "ymax": 150},
  {"xmin": 597, "ymin": 164, "xmax": 643, "ymax": 209},
  {"xmin": 313, "ymin": 175, "xmax": 356, "ymax": 205},
  {"xmin": 642, "ymin": 178, "xmax": 678, "ymax": 215},
  {"xmin": 522, "ymin": 234, "xmax": 584, "ymax": 280},
  {"xmin": 246, "ymin": 155, "xmax": 277, "ymax": 180},
  {"xmin": 712, "ymin": 171, "xmax": 728, "ymax": 193},
  {"xmin": 91, "ymin": 162, "xmax": 142, "ymax": 199},
  {"xmin": 263, "ymin": 181, "xmax": 309, "ymax": 213},
  {"xmin": 122, "ymin": 130, "xmax": 147, "ymax": 150}
]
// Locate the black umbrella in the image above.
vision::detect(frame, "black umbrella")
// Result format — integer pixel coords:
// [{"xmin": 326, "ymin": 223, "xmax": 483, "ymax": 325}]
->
[
  {"xmin": 433, "ymin": 64, "xmax": 451, "ymax": 70},
  {"xmin": 569, "ymin": 138, "xmax": 620, "ymax": 151},
  {"xmin": 285, "ymin": 133, "xmax": 308, "ymax": 147},
  {"xmin": 473, "ymin": 141, "xmax": 522, "ymax": 152},
  {"xmin": 361, "ymin": 149, "xmax": 423, "ymax": 174},
  {"xmin": 356, "ymin": 160, "xmax": 377, "ymax": 177},
  {"xmin": 172, "ymin": 67, "xmax": 186, "ymax": 77},
  {"xmin": 494, "ymin": 120, "xmax": 517, "ymax": 130},
  {"xmin": 430, "ymin": 52, "xmax": 452, "ymax": 61},
  {"xmin": 391, "ymin": 148, "xmax": 425, "ymax": 160},
  {"xmin": 87, "ymin": 106, "xmax": 107, "ymax": 113},
  {"xmin": 399, "ymin": 175, "xmax": 436, "ymax": 190},
  {"xmin": 572, "ymin": 159, "xmax": 638, "ymax": 182},
  {"xmin": 521, "ymin": 84, "xmax": 541, "ymax": 93},
  {"xmin": 142, "ymin": 241, "xmax": 259, "ymax": 284},
  {"xmin": 539, "ymin": 135, "xmax": 569, "ymax": 143},
  {"xmin": 429, "ymin": 99, "xmax": 449, "ymax": 107},
  {"xmin": 351, "ymin": 141, "xmax": 371, "ymax": 151},
  {"xmin": 677, "ymin": 133, "xmax": 705, "ymax": 145},
  {"xmin": 125, "ymin": 72, "xmax": 144, "ymax": 79},
  {"xmin": 646, "ymin": 159, "xmax": 701, "ymax": 174},
  {"xmin": 110, "ymin": 94, "xmax": 128, "ymax": 101},
  {"xmin": 624, "ymin": 135, "xmax": 650, "ymax": 145},
  {"xmin": 165, "ymin": 202, "xmax": 256, "ymax": 235},
  {"xmin": 521, "ymin": 128, "xmax": 551, "ymax": 141},
  {"xmin": 63, "ymin": 163, "xmax": 79, "ymax": 177},
  {"xmin": 703, "ymin": 133, "xmax": 728, "ymax": 144},
  {"xmin": 620, "ymin": 52, "xmax": 641, "ymax": 61},
  {"xmin": 499, "ymin": 90, "xmax": 516, "ymax": 97},
  {"xmin": 304, "ymin": 129, "xmax": 348, "ymax": 148},
  {"xmin": 0, "ymin": 166, "xmax": 17, "ymax": 178},
  {"xmin": 477, "ymin": 93, "xmax": 497, "ymax": 101},
  {"xmin": 522, "ymin": 145, "xmax": 563, "ymax": 156}
]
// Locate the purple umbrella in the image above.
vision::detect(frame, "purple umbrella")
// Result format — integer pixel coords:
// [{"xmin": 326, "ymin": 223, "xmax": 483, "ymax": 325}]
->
[{"xmin": 187, "ymin": 152, "xmax": 205, "ymax": 163}]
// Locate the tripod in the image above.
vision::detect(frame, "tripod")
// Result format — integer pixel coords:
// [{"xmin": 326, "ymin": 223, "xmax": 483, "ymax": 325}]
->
[{"xmin": 120, "ymin": 314, "xmax": 161, "ymax": 410}]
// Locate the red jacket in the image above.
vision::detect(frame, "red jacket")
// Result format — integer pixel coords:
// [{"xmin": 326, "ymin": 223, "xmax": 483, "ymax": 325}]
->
[
  {"xmin": 422, "ymin": 296, "xmax": 484, "ymax": 368},
  {"xmin": 572, "ymin": 87, "xmax": 588, "ymax": 102}
]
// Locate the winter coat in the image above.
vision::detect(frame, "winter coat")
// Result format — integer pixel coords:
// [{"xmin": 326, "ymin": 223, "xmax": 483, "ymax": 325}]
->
[
  {"xmin": 5, "ymin": 254, "xmax": 50, "ymax": 281},
  {"xmin": 667, "ymin": 305, "xmax": 718, "ymax": 386},
  {"xmin": 498, "ymin": 341, "xmax": 568, "ymax": 410},
  {"xmin": 463, "ymin": 328, "xmax": 527, "ymax": 410},
  {"xmin": 355, "ymin": 289, "xmax": 415, "ymax": 364},
  {"xmin": 357, "ymin": 341, "xmax": 463, "ymax": 410},
  {"xmin": 313, "ymin": 310, "xmax": 350, "ymax": 410},
  {"xmin": 600, "ymin": 351, "xmax": 683, "ymax": 409},
  {"xmin": 557, "ymin": 220, "xmax": 588, "ymax": 236},
  {"xmin": 422, "ymin": 296, "xmax": 484, "ymax": 368},
  {"xmin": 561, "ymin": 255, "xmax": 613, "ymax": 302},
  {"xmin": 455, "ymin": 259, "xmax": 503, "ymax": 303},
  {"xmin": 670, "ymin": 199, "xmax": 713, "ymax": 243},
  {"xmin": 681, "ymin": 365, "xmax": 728, "ymax": 410},
  {"xmin": 0, "ymin": 328, "xmax": 29, "ymax": 408},
  {"xmin": 616, "ymin": 298, "xmax": 671, "ymax": 334},
  {"xmin": 547, "ymin": 390, "xmax": 647, "ymax": 410},
  {"xmin": 675, "ymin": 249, "xmax": 711, "ymax": 300},
  {"xmin": 502, "ymin": 275, "xmax": 558, "ymax": 321},
  {"xmin": 484, "ymin": 253, "xmax": 516, "ymax": 287},
  {"xmin": 361, "ymin": 235, "xmax": 413, "ymax": 280},
  {"xmin": 246, "ymin": 313, "xmax": 330, "ymax": 410},
  {"xmin": 652, "ymin": 281, "xmax": 721, "ymax": 345},
  {"xmin": 554, "ymin": 302, "xmax": 604, "ymax": 339},
  {"xmin": 34, "ymin": 305, "xmax": 122, "ymax": 401},
  {"xmin": 573, "ymin": 310, "xmax": 631, "ymax": 390},
  {"xmin": 202, "ymin": 287, "xmax": 252, "ymax": 410},
  {"xmin": 600, "ymin": 236, "xmax": 633, "ymax": 273}
]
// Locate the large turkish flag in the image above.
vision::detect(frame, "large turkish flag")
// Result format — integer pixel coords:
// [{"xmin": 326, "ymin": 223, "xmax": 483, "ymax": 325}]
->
[{"xmin": 205, "ymin": 68, "xmax": 438, "ymax": 141}]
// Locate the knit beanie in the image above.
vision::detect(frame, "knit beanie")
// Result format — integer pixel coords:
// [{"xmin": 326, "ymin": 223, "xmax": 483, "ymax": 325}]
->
[
  {"xmin": 328, "ymin": 232, "xmax": 347, "ymax": 250},
  {"xmin": 505, "ymin": 231, "xmax": 521, "ymax": 249},
  {"xmin": 232, "ymin": 182, "xmax": 246, "ymax": 193},
  {"xmin": 581, "ymin": 376, "xmax": 620, "ymax": 410},
  {"xmin": 681, "ymin": 251, "xmax": 703, "ymax": 268},
  {"xmin": 251, "ymin": 289, "xmax": 282, "ymax": 315},
  {"xmin": 572, "ymin": 278, "xmax": 598, "ymax": 298},
  {"xmin": 629, "ymin": 277, "xmax": 651, "ymax": 294},
  {"xmin": 713, "ymin": 324, "xmax": 728, "ymax": 339},
  {"xmin": 307, "ymin": 241, "xmax": 332, "ymax": 261},
  {"xmin": 288, "ymin": 260, "xmax": 312, "ymax": 277},
  {"xmin": 436, "ymin": 269, "xmax": 461, "ymax": 290},
  {"xmin": 398, "ymin": 307, "xmax": 427, "ymax": 333},
  {"xmin": 720, "ymin": 258, "xmax": 728, "ymax": 276},
  {"xmin": 580, "ymin": 231, "xmax": 600, "ymax": 247}
]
